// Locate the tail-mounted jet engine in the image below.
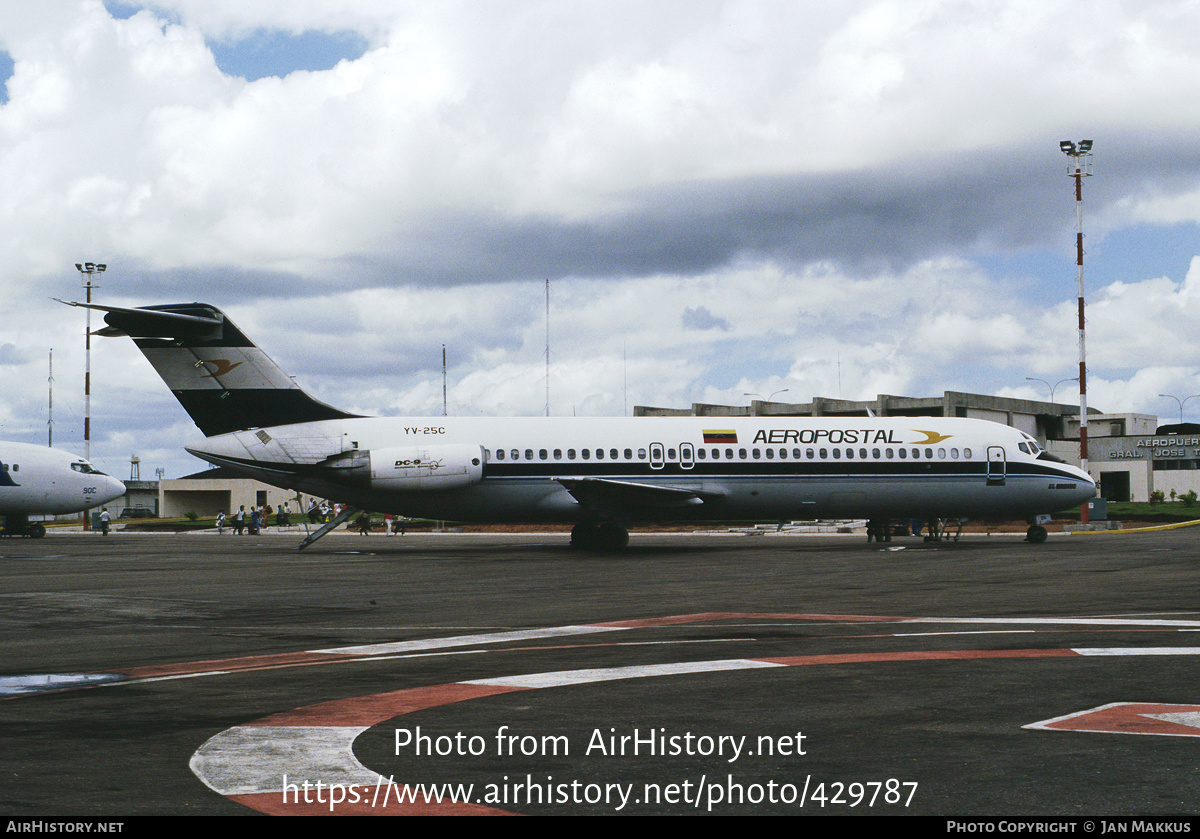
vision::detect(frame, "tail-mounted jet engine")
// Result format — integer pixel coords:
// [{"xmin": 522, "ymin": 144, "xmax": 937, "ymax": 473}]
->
[{"xmin": 322, "ymin": 444, "xmax": 485, "ymax": 491}]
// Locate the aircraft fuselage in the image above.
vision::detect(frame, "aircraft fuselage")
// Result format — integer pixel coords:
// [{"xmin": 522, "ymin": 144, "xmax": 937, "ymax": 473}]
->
[{"xmin": 186, "ymin": 415, "xmax": 1095, "ymax": 524}]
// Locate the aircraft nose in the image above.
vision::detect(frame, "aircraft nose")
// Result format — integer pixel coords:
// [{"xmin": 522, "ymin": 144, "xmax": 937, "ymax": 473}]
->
[{"xmin": 105, "ymin": 477, "xmax": 127, "ymax": 504}]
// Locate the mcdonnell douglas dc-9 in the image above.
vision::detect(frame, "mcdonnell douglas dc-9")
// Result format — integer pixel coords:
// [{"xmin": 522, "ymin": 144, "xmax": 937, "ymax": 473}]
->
[
  {"xmin": 1, "ymin": 441, "xmax": 126, "ymax": 537},
  {"xmin": 62, "ymin": 301, "xmax": 1095, "ymax": 549}
]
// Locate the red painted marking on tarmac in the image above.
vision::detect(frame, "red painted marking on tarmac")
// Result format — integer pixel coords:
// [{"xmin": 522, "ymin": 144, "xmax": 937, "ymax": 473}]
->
[
  {"xmin": 249, "ymin": 682, "xmax": 528, "ymax": 727},
  {"xmin": 590, "ymin": 611, "xmax": 908, "ymax": 628},
  {"xmin": 231, "ymin": 790, "xmax": 517, "ymax": 817},
  {"xmin": 121, "ymin": 651, "xmax": 355, "ymax": 678},
  {"xmin": 1032, "ymin": 703, "xmax": 1200, "ymax": 737},
  {"xmin": 758, "ymin": 648, "xmax": 1080, "ymax": 666}
]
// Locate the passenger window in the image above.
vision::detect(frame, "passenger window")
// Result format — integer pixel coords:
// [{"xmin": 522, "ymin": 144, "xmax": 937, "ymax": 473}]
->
[
  {"xmin": 964, "ymin": 447, "xmax": 972, "ymax": 459},
  {"xmin": 844, "ymin": 448, "xmax": 853, "ymax": 459},
  {"xmin": 859, "ymin": 448, "xmax": 867, "ymax": 459},
  {"xmin": 752, "ymin": 448, "xmax": 761, "ymax": 459},
  {"xmin": 568, "ymin": 449, "xmax": 576, "ymax": 459},
  {"xmin": 872, "ymin": 448, "xmax": 881, "ymax": 459},
  {"xmin": 667, "ymin": 448, "xmax": 676, "ymax": 460},
  {"xmin": 925, "ymin": 448, "xmax": 933, "ymax": 458},
  {"xmin": 638, "ymin": 448, "xmax": 647, "ymax": 459},
  {"xmin": 524, "ymin": 449, "xmax": 533, "ymax": 460},
  {"xmin": 938, "ymin": 448, "xmax": 946, "ymax": 459},
  {"xmin": 697, "ymin": 449, "xmax": 706, "ymax": 460},
  {"xmin": 726, "ymin": 448, "xmax": 734, "ymax": 459},
  {"xmin": 511, "ymin": 449, "xmax": 519, "ymax": 460},
  {"xmin": 885, "ymin": 448, "xmax": 893, "ymax": 458},
  {"xmin": 806, "ymin": 448, "xmax": 814, "ymax": 459},
  {"xmin": 595, "ymin": 449, "xmax": 604, "ymax": 459},
  {"xmin": 912, "ymin": 448, "xmax": 920, "ymax": 459},
  {"xmin": 539, "ymin": 449, "xmax": 547, "ymax": 460},
  {"xmin": 793, "ymin": 448, "xmax": 802, "ymax": 459},
  {"xmin": 610, "ymin": 449, "xmax": 618, "ymax": 460},
  {"xmin": 739, "ymin": 448, "xmax": 747, "ymax": 459},
  {"xmin": 554, "ymin": 449, "xmax": 562, "ymax": 460},
  {"xmin": 581, "ymin": 449, "xmax": 590, "ymax": 460},
  {"xmin": 833, "ymin": 448, "xmax": 841, "ymax": 459},
  {"xmin": 951, "ymin": 448, "xmax": 959, "ymax": 459},
  {"xmin": 496, "ymin": 449, "xmax": 505, "ymax": 460},
  {"xmin": 624, "ymin": 449, "xmax": 632, "ymax": 459},
  {"xmin": 819, "ymin": 448, "xmax": 827, "ymax": 459},
  {"xmin": 898, "ymin": 448, "xmax": 906, "ymax": 459}
]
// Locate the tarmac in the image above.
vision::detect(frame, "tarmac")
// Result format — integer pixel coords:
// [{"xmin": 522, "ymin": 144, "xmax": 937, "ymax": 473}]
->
[{"xmin": 1, "ymin": 527, "xmax": 1198, "ymax": 817}]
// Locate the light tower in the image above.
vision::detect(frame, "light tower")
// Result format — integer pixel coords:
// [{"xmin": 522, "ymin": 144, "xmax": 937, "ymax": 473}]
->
[
  {"xmin": 74, "ymin": 262, "xmax": 106, "ymax": 463},
  {"xmin": 1059, "ymin": 140, "xmax": 1092, "ymax": 522}
]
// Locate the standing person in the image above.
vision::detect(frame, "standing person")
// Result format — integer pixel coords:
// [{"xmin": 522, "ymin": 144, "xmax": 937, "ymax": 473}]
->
[
  {"xmin": 216, "ymin": 511, "xmax": 225, "ymax": 534},
  {"xmin": 384, "ymin": 513, "xmax": 394, "ymax": 536},
  {"xmin": 355, "ymin": 511, "xmax": 371, "ymax": 535},
  {"xmin": 235, "ymin": 505, "xmax": 246, "ymax": 535},
  {"xmin": 99, "ymin": 507, "xmax": 111, "ymax": 536}
]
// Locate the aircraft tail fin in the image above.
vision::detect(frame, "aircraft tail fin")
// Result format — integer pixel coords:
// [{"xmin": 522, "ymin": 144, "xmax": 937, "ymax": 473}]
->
[{"xmin": 59, "ymin": 301, "xmax": 360, "ymax": 436}]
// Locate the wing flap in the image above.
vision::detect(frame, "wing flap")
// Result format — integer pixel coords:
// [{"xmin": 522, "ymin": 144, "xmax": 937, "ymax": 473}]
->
[{"xmin": 554, "ymin": 477, "xmax": 724, "ymax": 515}]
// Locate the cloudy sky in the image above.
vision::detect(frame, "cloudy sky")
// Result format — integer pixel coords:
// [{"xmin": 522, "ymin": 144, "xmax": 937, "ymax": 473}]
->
[{"xmin": 2, "ymin": 0, "xmax": 1200, "ymax": 480}]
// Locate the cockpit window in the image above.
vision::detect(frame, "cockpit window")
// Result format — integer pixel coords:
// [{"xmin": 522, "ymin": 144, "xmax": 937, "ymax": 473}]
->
[{"xmin": 71, "ymin": 462, "xmax": 103, "ymax": 474}]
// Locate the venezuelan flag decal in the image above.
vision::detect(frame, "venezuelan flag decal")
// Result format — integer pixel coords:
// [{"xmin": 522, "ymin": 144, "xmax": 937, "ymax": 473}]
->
[{"xmin": 703, "ymin": 429, "xmax": 738, "ymax": 444}]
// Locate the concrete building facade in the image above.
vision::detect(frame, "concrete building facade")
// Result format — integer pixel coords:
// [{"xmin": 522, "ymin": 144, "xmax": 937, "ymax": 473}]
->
[{"xmin": 636, "ymin": 391, "xmax": 1173, "ymax": 503}]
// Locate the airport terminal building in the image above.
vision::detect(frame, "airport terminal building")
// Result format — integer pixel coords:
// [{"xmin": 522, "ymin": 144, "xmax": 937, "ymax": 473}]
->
[{"xmin": 138, "ymin": 390, "xmax": 1194, "ymax": 512}]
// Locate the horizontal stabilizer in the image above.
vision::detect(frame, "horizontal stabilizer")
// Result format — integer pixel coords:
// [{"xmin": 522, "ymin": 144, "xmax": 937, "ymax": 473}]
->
[
  {"xmin": 56, "ymin": 301, "xmax": 226, "ymax": 340},
  {"xmin": 58, "ymin": 300, "xmax": 360, "ymax": 436}
]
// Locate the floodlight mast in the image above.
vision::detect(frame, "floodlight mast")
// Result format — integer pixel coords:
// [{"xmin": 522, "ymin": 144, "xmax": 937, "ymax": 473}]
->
[
  {"xmin": 1060, "ymin": 140, "xmax": 1093, "ymax": 523},
  {"xmin": 74, "ymin": 261, "xmax": 106, "ymax": 465}
]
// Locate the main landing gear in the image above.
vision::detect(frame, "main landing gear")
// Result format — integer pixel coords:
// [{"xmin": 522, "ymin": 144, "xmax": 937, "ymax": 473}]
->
[
  {"xmin": 1024, "ymin": 525, "xmax": 1048, "ymax": 543},
  {"xmin": 1, "ymin": 516, "xmax": 46, "ymax": 538},
  {"xmin": 570, "ymin": 521, "xmax": 629, "ymax": 552}
]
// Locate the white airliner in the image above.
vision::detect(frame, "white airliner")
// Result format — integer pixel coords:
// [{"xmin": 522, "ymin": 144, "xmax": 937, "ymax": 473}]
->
[
  {"xmin": 1, "ymin": 441, "xmax": 126, "ymax": 538},
  {"xmin": 62, "ymin": 301, "xmax": 1095, "ymax": 549}
]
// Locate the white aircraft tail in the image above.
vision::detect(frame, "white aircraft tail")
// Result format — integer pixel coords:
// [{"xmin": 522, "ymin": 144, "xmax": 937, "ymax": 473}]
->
[{"xmin": 60, "ymin": 301, "xmax": 358, "ymax": 436}]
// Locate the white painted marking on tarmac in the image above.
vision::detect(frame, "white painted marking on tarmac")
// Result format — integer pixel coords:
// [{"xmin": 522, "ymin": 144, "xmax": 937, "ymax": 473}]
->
[
  {"xmin": 464, "ymin": 659, "xmax": 781, "ymax": 689},
  {"xmin": 316, "ymin": 625, "xmax": 626, "ymax": 656},
  {"xmin": 894, "ymin": 630, "xmax": 1035, "ymax": 637},
  {"xmin": 1145, "ymin": 712, "xmax": 1200, "ymax": 729},
  {"xmin": 1072, "ymin": 647, "xmax": 1200, "ymax": 656},
  {"xmin": 0, "ymin": 673, "xmax": 122, "ymax": 695},
  {"xmin": 908, "ymin": 617, "xmax": 1200, "ymax": 628},
  {"xmin": 190, "ymin": 725, "xmax": 374, "ymax": 796}
]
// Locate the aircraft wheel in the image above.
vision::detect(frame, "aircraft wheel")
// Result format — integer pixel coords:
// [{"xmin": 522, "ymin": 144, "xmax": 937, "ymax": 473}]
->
[
  {"xmin": 571, "ymin": 522, "xmax": 628, "ymax": 551},
  {"xmin": 595, "ymin": 523, "xmax": 629, "ymax": 552},
  {"xmin": 1025, "ymin": 525, "xmax": 1048, "ymax": 544},
  {"xmin": 28, "ymin": 522, "xmax": 46, "ymax": 538},
  {"xmin": 570, "ymin": 523, "xmax": 598, "ymax": 550}
]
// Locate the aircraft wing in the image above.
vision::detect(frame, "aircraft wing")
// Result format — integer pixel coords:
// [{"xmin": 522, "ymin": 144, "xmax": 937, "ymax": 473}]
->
[{"xmin": 553, "ymin": 477, "xmax": 725, "ymax": 517}]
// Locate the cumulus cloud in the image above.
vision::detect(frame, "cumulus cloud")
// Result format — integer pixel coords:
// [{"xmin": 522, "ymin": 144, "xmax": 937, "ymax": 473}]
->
[{"xmin": 3, "ymin": 1, "xmax": 1200, "ymax": 478}]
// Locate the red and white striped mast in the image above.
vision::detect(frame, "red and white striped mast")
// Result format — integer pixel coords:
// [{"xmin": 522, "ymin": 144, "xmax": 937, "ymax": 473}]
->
[{"xmin": 1059, "ymin": 140, "xmax": 1093, "ymax": 523}]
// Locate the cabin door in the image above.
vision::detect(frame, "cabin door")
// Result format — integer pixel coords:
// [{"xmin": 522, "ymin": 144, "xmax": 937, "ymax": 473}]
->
[{"xmin": 986, "ymin": 446, "xmax": 1006, "ymax": 486}]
